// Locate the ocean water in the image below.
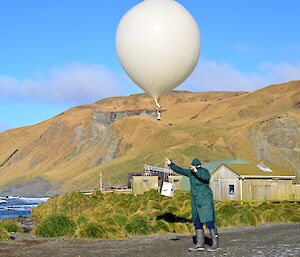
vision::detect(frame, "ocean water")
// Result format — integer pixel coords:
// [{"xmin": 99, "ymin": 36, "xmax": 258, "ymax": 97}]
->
[{"xmin": 0, "ymin": 196, "xmax": 49, "ymax": 219}]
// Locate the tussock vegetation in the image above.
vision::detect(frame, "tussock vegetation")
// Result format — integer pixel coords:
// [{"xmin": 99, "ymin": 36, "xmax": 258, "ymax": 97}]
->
[
  {"xmin": 0, "ymin": 219, "xmax": 21, "ymax": 233},
  {"xmin": 31, "ymin": 190, "xmax": 300, "ymax": 239},
  {"xmin": 0, "ymin": 227, "xmax": 9, "ymax": 241},
  {"xmin": 0, "ymin": 219, "xmax": 21, "ymax": 241},
  {"xmin": 35, "ymin": 215, "xmax": 76, "ymax": 238}
]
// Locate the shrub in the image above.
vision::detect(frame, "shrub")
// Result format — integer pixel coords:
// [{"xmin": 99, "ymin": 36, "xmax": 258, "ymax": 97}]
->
[
  {"xmin": 76, "ymin": 215, "xmax": 88, "ymax": 225},
  {"xmin": 173, "ymin": 223, "xmax": 190, "ymax": 233},
  {"xmin": 129, "ymin": 205, "xmax": 141, "ymax": 213},
  {"xmin": 0, "ymin": 219, "xmax": 20, "ymax": 232},
  {"xmin": 143, "ymin": 189, "xmax": 161, "ymax": 201},
  {"xmin": 31, "ymin": 190, "xmax": 300, "ymax": 239},
  {"xmin": 165, "ymin": 205, "xmax": 179, "ymax": 214},
  {"xmin": 0, "ymin": 227, "xmax": 9, "ymax": 241},
  {"xmin": 181, "ymin": 211, "xmax": 192, "ymax": 219},
  {"xmin": 262, "ymin": 209, "xmax": 279, "ymax": 223},
  {"xmin": 154, "ymin": 220, "xmax": 171, "ymax": 233},
  {"xmin": 239, "ymin": 208, "xmax": 257, "ymax": 226},
  {"xmin": 77, "ymin": 222, "xmax": 107, "ymax": 238},
  {"xmin": 112, "ymin": 214, "xmax": 128, "ymax": 227},
  {"xmin": 125, "ymin": 215, "xmax": 151, "ymax": 235},
  {"xmin": 35, "ymin": 215, "xmax": 76, "ymax": 238}
]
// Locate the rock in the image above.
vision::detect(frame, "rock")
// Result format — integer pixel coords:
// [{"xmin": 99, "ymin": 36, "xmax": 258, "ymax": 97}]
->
[
  {"xmin": 0, "ymin": 177, "xmax": 53, "ymax": 197},
  {"xmin": 249, "ymin": 116, "xmax": 300, "ymax": 178}
]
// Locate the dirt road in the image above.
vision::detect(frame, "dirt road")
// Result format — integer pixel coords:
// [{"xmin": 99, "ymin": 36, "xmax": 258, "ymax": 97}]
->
[{"xmin": 0, "ymin": 223, "xmax": 299, "ymax": 257}]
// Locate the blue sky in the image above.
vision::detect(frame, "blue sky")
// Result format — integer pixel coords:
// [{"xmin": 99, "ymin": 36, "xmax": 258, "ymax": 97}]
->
[{"xmin": 0, "ymin": 0, "xmax": 300, "ymax": 131}]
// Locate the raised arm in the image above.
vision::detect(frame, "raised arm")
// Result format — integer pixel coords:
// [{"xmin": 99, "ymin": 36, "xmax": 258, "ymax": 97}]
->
[
  {"xmin": 168, "ymin": 162, "xmax": 191, "ymax": 177},
  {"xmin": 193, "ymin": 167, "xmax": 210, "ymax": 183}
]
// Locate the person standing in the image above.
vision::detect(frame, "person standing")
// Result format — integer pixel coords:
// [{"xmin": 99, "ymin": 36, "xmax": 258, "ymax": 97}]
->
[{"xmin": 165, "ymin": 157, "xmax": 220, "ymax": 251}]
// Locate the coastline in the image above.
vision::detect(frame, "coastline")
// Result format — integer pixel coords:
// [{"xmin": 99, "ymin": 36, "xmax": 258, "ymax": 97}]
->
[{"xmin": 0, "ymin": 196, "xmax": 49, "ymax": 220}]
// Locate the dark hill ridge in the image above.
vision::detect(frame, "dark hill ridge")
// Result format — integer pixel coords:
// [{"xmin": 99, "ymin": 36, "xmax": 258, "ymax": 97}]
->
[{"xmin": 0, "ymin": 81, "xmax": 299, "ymax": 196}]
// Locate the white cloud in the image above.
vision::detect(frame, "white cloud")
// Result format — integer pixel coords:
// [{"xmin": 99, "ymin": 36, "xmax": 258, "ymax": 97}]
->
[
  {"xmin": 182, "ymin": 59, "xmax": 300, "ymax": 92},
  {"xmin": 0, "ymin": 63, "xmax": 123, "ymax": 104},
  {"xmin": 259, "ymin": 61, "xmax": 300, "ymax": 82},
  {"xmin": 183, "ymin": 59, "xmax": 266, "ymax": 92},
  {"xmin": 0, "ymin": 61, "xmax": 299, "ymax": 105}
]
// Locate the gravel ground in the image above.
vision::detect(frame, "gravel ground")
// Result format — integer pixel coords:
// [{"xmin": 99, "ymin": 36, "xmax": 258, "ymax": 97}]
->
[{"xmin": 0, "ymin": 223, "xmax": 299, "ymax": 257}]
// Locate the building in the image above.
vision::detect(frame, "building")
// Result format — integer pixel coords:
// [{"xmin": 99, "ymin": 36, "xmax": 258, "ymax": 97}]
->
[
  {"xmin": 127, "ymin": 173, "xmax": 142, "ymax": 189},
  {"xmin": 140, "ymin": 160, "xmax": 249, "ymax": 192},
  {"xmin": 168, "ymin": 175, "xmax": 183, "ymax": 190},
  {"xmin": 131, "ymin": 176, "xmax": 159, "ymax": 195},
  {"xmin": 181, "ymin": 159, "xmax": 250, "ymax": 191},
  {"xmin": 130, "ymin": 165, "xmax": 182, "ymax": 195},
  {"xmin": 144, "ymin": 164, "xmax": 175, "ymax": 187},
  {"xmin": 210, "ymin": 163, "xmax": 299, "ymax": 201}
]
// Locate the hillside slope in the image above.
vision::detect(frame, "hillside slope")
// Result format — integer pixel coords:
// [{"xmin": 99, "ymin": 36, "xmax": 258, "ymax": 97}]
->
[{"xmin": 0, "ymin": 81, "xmax": 299, "ymax": 196}]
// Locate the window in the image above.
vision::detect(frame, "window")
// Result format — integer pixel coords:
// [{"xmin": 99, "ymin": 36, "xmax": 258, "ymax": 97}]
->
[
  {"xmin": 229, "ymin": 185, "xmax": 235, "ymax": 195},
  {"xmin": 173, "ymin": 179, "xmax": 180, "ymax": 183},
  {"xmin": 143, "ymin": 179, "xmax": 149, "ymax": 183}
]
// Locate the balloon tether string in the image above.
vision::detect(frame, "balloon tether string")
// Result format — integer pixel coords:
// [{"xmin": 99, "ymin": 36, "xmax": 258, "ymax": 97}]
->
[
  {"xmin": 154, "ymin": 99, "xmax": 161, "ymax": 121},
  {"xmin": 155, "ymin": 99, "xmax": 161, "ymax": 109}
]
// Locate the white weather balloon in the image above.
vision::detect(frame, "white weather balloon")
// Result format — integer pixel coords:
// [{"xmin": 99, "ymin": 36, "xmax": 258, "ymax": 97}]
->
[{"xmin": 116, "ymin": 0, "xmax": 200, "ymax": 106}]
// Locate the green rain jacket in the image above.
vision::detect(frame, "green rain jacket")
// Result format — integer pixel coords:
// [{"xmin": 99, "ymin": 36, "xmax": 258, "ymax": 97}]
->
[{"xmin": 168, "ymin": 162, "xmax": 216, "ymax": 223}]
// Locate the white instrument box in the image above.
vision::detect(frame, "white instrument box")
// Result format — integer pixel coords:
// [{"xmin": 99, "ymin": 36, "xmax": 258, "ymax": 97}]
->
[{"xmin": 161, "ymin": 182, "xmax": 175, "ymax": 197}]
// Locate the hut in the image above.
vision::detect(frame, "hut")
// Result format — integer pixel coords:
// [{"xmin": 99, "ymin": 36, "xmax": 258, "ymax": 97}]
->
[
  {"xmin": 131, "ymin": 165, "xmax": 182, "ymax": 194},
  {"xmin": 144, "ymin": 164, "xmax": 175, "ymax": 187},
  {"xmin": 168, "ymin": 175, "xmax": 183, "ymax": 190},
  {"xmin": 181, "ymin": 159, "xmax": 249, "ymax": 191},
  {"xmin": 127, "ymin": 172, "xmax": 142, "ymax": 189},
  {"xmin": 131, "ymin": 176, "xmax": 159, "ymax": 195},
  {"xmin": 210, "ymin": 163, "xmax": 298, "ymax": 201}
]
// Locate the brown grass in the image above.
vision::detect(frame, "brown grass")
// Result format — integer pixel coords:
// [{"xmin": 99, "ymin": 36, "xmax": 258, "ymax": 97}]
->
[{"xmin": 0, "ymin": 81, "xmax": 299, "ymax": 190}]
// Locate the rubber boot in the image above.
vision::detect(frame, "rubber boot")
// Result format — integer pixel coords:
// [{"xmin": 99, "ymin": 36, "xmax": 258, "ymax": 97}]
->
[
  {"xmin": 189, "ymin": 229, "xmax": 205, "ymax": 251},
  {"xmin": 208, "ymin": 228, "xmax": 220, "ymax": 251}
]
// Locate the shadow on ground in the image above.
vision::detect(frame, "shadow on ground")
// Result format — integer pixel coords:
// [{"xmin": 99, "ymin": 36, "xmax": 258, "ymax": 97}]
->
[{"xmin": 156, "ymin": 212, "xmax": 191, "ymax": 223}]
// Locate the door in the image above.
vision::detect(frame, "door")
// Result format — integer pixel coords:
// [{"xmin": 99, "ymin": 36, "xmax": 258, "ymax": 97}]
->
[{"xmin": 213, "ymin": 180, "xmax": 222, "ymax": 200}]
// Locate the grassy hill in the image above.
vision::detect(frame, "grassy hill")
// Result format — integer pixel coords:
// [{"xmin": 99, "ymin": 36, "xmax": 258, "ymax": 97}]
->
[{"xmin": 0, "ymin": 81, "xmax": 299, "ymax": 195}]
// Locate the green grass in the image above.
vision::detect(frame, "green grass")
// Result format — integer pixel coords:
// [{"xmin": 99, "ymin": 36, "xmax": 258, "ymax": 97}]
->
[
  {"xmin": 35, "ymin": 215, "xmax": 76, "ymax": 238},
  {"xmin": 125, "ymin": 215, "xmax": 151, "ymax": 235},
  {"xmin": 0, "ymin": 227, "xmax": 9, "ymax": 241},
  {"xmin": 76, "ymin": 221, "xmax": 108, "ymax": 239},
  {"xmin": 31, "ymin": 190, "xmax": 300, "ymax": 239},
  {"xmin": 0, "ymin": 219, "xmax": 21, "ymax": 233},
  {"xmin": 0, "ymin": 219, "xmax": 21, "ymax": 242}
]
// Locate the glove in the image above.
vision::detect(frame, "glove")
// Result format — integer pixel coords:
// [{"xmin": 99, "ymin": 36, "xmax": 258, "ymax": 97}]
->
[
  {"xmin": 190, "ymin": 165, "xmax": 197, "ymax": 173},
  {"xmin": 165, "ymin": 157, "xmax": 172, "ymax": 165}
]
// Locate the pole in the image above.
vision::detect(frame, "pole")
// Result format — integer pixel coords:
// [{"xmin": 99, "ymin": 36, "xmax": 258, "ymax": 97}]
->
[
  {"xmin": 100, "ymin": 171, "xmax": 103, "ymax": 191},
  {"xmin": 240, "ymin": 177, "xmax": 243, "ymax": 204}
]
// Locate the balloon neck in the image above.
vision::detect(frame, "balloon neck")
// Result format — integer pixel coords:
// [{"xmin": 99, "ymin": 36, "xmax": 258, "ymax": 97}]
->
[{"xmin": 154, "ymin": 99, "xmax": 161, "ymax": 109}]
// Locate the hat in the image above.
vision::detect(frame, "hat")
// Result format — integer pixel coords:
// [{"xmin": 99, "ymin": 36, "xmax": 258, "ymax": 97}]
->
[{"xmin": 191, "ymin": 158, "xmax": 201, "ymax": 167}]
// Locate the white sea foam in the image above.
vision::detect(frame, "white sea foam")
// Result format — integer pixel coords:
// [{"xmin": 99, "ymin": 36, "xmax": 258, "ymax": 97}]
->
[
  {"xmin": 19, "ymin": 197, "xmax": 49, "ymax": 203},
  {"xmin": 0, "ymin": 196, "xmax": 20, "ymax": 200},
  {"xmin": 0, "ymin": 196, "xmax": 49, "ymax": 219}
]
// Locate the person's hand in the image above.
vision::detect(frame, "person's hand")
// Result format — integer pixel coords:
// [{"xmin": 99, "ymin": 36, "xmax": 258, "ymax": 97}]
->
[
  {"xmin": 165, "ymin": 157, "xmax": 171, "ymax": 165},
  {"xmin": 190, "ymin": 165, "xmax": 197, "ymax": 173}
]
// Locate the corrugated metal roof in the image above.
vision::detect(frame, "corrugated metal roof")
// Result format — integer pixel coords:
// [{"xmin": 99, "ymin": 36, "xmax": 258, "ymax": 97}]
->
[{"xmin": 223, "ymin": 164, "xmax": 296, "ymax": 178}]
